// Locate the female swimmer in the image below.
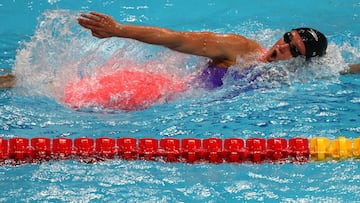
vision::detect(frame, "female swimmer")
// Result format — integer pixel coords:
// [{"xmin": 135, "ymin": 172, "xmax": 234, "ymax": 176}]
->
[
  {"xmin": 74, "ymin": 12, "xmax": 359, "ymax": 90},
  {"xmin": 1, "ymin": 12, "xmax": 359, "ymax": 110}
]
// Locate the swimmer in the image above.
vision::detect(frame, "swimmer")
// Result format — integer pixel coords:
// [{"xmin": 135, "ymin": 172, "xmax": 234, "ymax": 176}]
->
[{"xmin": 1, "ymin": 12, "xmax": 359, "ymax": 109}]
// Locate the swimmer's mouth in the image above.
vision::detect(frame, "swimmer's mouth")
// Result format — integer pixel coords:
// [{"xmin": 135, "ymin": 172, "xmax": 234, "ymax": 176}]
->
[
  {"xmin": 271, "ymin": 50, "xmax": 277, "ymax": 59},
  {"xmin": 266, "ymin": 50, "xmax": 277, "ymax": 62}
]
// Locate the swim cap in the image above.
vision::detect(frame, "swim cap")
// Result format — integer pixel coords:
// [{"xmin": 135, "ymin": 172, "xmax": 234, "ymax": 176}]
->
[{"xmin": 294, "ymin": 28, "xmax": 327, "ymax": 59}]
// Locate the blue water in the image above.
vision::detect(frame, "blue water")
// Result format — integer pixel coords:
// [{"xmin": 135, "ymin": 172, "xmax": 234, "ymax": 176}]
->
[{"xmin": 1, "ymin": 0, "xmax": 360, "ymax": 202}]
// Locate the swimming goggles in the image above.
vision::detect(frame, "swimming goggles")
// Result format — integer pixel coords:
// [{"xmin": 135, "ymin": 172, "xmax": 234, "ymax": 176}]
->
[{"xmin": 283, "ymin": 32, "xmax": 302, "ymax": 57}]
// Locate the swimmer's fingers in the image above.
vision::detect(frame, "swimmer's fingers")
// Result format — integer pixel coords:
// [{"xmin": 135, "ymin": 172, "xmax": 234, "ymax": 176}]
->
[
  {"xmin": 78, "ymin": 17, "xmax": 108, "ymax": 37},
  {"xmin": 79, "ymin": 13, "xmax": 100, "ymax": 22},
  {"xmin": 78, "ymin": 15, "xmax": 102, "ymax": 28},
  {"xmin": 78, "ymin": 12, "xmax": 114, "ymax": 26},
  {"xmin": 78, "ymin": 12, "xmax": 119, "ymax": 38},
  {"xmin": 88, "ymin": 11, "xmax": 111, "ymax": 20}
]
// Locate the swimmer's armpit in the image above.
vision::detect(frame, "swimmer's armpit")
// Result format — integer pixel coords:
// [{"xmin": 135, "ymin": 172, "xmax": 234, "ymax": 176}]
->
[
  {"xmin": 0, "ymin": 74, "xmax": 15, "ymax": 88},
  {"xmin": 340, "ymin": 64, "xmax": 360, "ymax": 75}
]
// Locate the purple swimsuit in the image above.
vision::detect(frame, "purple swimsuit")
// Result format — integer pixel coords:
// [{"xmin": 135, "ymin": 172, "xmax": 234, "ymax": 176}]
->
[
  {"xmin": 191, "ymin": 64, "xmax": 260, "ymax": 89},
  {"xmin": 192, "ymin": 64, "xmax": 228, "ymax": 89}
]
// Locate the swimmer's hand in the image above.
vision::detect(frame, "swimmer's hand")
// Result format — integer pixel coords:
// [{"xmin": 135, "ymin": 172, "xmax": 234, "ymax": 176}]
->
[
  {"xmin": 78, "ymin": 12, "xmax": 121, "ymax": 38},
  {"xmin": 348, "ymin": 64, "xmax": 360, "ymax": 74},
  {"xmin": 0, "ymin": 74, "xmax": 15, "ymax": 88},
  {"xmin": 341, "ymin": 64, "xmax": 360, "ymax": 74}
]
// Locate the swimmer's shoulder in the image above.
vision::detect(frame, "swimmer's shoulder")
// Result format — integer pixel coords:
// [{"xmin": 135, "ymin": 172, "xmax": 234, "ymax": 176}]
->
[{"xmin": 208, "ymin": 33, "xmax": 264, "ymax": 67}]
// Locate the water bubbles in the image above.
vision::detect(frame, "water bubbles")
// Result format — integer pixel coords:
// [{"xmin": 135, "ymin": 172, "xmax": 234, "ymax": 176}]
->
[{"xmin": 48, "ymin": 0, "xmax": 62, "ymax": 5}]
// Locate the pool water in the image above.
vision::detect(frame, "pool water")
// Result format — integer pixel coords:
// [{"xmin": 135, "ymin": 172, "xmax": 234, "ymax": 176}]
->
[{"xmin": 1, "ymin": 0, "xmax": 360, "ymax": 202}]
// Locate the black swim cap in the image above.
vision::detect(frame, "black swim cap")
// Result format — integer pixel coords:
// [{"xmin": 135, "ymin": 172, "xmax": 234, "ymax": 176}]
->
[{"xmin": 294, "ymin": 28, "xmax": 327, "ymax": 59}]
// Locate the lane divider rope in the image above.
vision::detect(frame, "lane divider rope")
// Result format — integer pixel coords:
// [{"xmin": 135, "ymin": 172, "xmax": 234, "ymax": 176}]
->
[{"xmin": 0, "ymin": 136, "xmax": 359, "ymax": 165}]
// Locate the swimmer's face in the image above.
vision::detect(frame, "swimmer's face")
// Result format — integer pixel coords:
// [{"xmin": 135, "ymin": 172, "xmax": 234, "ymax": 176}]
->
[{"xmin": 264, "ymin": 30, "xmax": 306, "ymax": 62}]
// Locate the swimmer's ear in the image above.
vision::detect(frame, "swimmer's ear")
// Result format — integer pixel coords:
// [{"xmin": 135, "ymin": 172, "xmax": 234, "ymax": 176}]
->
[{"xmin": 340, "ymin": 64, "xmax": 360, "ymax": 75}]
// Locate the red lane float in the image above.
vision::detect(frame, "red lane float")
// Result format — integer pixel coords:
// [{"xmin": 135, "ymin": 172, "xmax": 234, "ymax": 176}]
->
[
  {"xmin": 52, "ymin": 137, "xmax": 73, "ymax": 160},
  {"xmin": 288, "ymin": 138, "xmax": 309, "ymax": 163},
  {"xmin": 267, "ymin": 138, "xmax": 288, "ymax": 163},
  {"xmin": 159, "ymin": 138, "xmax": 181, "ymax": 162},
  {"xmin": 96, "ymin": 137, "xmax": 116, "ymax": 160},
  {"xmin": 117, "ymin": 137, "xmax": 137, "ymax": 160},
  {"xmin": 181, "ymin": 138, "xmax": 202, "ymax": 163},
  {"xmin": 0, "ymin": 138, "xmax": 8, "ymax": 161},
  {"xmin": 30, "ymin": 137, "xmax": 51, "ymax": 162},
  {"xmin": 9, "ymin": 138, "xmax": 30, "ymax": 164},
  {"xmin": 0, "ymin": 136, "xmax": 358, "ymax": 165},
  {"xmin": 0, "ymin": 137, "xmax": 316, "ymax": 165}
]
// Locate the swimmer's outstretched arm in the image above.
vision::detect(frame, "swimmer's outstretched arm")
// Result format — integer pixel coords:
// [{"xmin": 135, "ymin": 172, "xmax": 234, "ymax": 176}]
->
[{"xmin": 77, "ymin": 12, "xmax": 263, "ymax": 67}]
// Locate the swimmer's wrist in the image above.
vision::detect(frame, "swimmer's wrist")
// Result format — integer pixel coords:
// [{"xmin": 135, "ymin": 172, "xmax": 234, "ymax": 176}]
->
[
  {"xmin": 114, "ymin": 24, "xmax": 133, "ymax": 38},
  {"xmin": 113, "ymin": 23, "xmax": 124, "ymax": 37}
]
